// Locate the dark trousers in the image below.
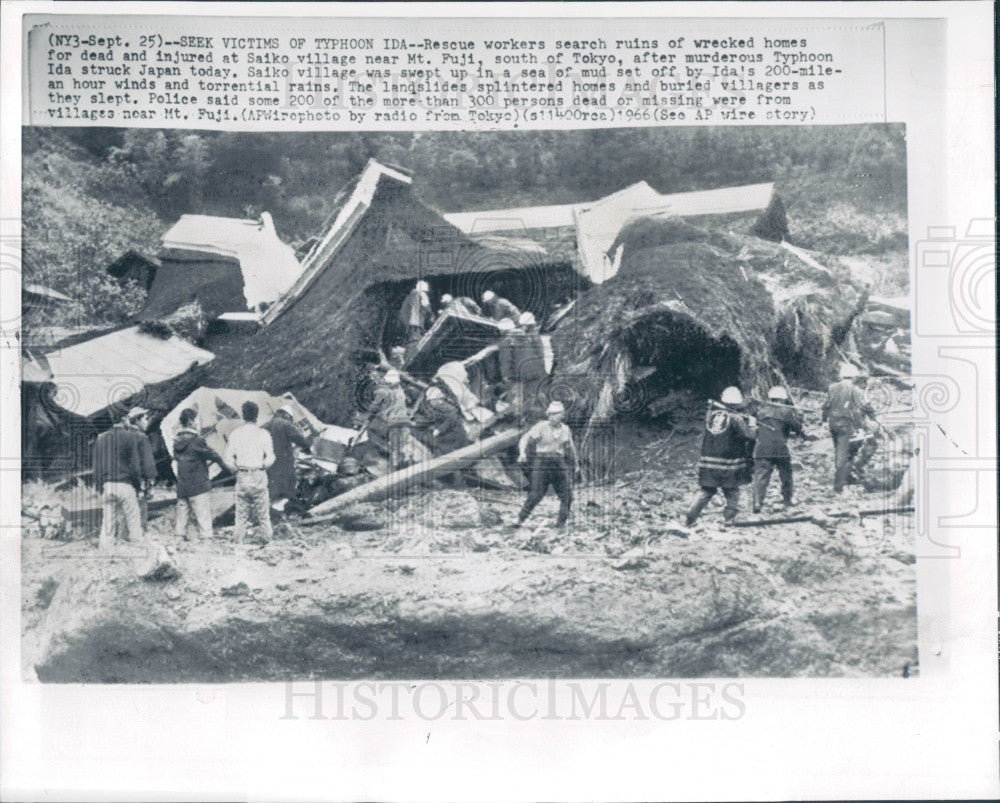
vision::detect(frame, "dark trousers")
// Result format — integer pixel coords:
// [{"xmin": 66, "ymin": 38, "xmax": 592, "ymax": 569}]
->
[
  {"xmin": 830, "ymin": 422, "xmax": 854, "ymax": 493},
  {"xmin": 685, "ymin": 486, "xmax": 741, "ymax": 525},
  {"xmin": 753, "ymin": 456, "xmax": 793, "ymax": 509},
  {"xmin": 518, "ymin": 455, "xmax": 572, "ymax": 525}
]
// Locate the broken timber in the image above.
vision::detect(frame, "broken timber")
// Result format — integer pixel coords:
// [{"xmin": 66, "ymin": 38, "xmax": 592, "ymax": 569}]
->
[
  {"xmin": 303, "ymin": 428, "xmax": 524, "ymax": 523},
  {"xmin": 728, "ymin": 506, "xmax": 915, "ymax": 527}
]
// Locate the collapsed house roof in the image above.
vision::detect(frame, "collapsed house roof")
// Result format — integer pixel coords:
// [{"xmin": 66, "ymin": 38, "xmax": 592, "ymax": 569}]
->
[
  {"xmin": 551, "ymin": 218, "xmax": 865, "ymax": 439},
  {"xmin": 444, "ymin": 181, "xmax": 783, "ymax": 284},
  {"xmin": 205, "ymin": 159, "xmax": 577, "ymax": 424},
  {"xmin": 41, "ymin": 325, "xmax": 216, "ymax": 419},
  {"xmin": 141, "ymin": 212, "xmax": 302, "ymax": 320}
]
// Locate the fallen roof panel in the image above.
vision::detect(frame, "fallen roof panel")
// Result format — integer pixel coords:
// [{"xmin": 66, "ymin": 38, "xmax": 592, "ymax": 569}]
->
[{"xmin": 44, "ymin": 326, "xmax": 215, "ymax": 418}]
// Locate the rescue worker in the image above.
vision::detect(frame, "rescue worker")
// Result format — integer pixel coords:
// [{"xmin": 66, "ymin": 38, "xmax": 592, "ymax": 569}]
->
[
  {"xmin": 482, "ymin": 289, "xmax": 521, "ymax": 322},
  {"xmin": 515, "ymin": 311, "xmax": 548, "ymax": 417},
  {"xmin": 821, "ymin": 362, "xmax": 878, "ymax": 494},
  {"xmin": 684, "ymin": 387, "xmax": 757, "ymax": 527},
  {"xmin": 496, "ymin": 318, "xmax": 522, "ymax": 414},
  {"xmin": 173, "ymin": 407, "xmax": 226, "ymax": 541},
  {"xmin": 388, "ymin": 346, "xmax": 407, "ymax": 370},
  {"xmin": 398, "ymin": 280, "xmax": 432, "ymax": 357},
  {"xmin": 438, "ymin": 293, "xmax": 483, "ymax": 318},
  {"xmin": 752, "ymin": 386, "xmax": 804, "ymax": 512},
  {"xmin": 368, "ymin": 369, "xmax": 413, "ymax": 471},
  {"xmin": 224, "ymin": 401, "xmax": 275, "ymax": 544},
  {"xmin": 412, "ymin": 383, "xmax": 471, "ymax": 454},
  {"xmin": 263, "ymin": 405, "xmax": 313, "ymax": 508},
  {"xmin": 515, "ymin": 401, "xmax": 580, "ymax": 528},
  {"xmin": 93, "ymin": 406, "xmax": 157, "ymax": 553}
]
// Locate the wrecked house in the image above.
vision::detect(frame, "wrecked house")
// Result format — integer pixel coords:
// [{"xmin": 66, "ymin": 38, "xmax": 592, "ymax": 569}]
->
[
  {"xmin": 549, "ymin": 218, "xmax": 868, "ymax": 475},
  {"xmin": 205, "ymin": 159, "xmax": 581, "ymax": 425},
  {"xmin": 106, "ymin": 250, "xmax": 161, "ymax": 292},
  {"xmin": 140, "ymin": 212, "xmax": 303, "ymax": 322},
  {"xmin": 444, "ymin": 181, "xmax": 787, "ymax": 284}
]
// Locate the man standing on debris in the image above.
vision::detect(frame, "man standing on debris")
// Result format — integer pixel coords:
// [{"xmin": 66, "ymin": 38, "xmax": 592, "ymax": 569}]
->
[
  {"xmin": 93, "ymin": 406, "xmax": 157, "ymax": 553},
  {"xmin": 368, "ymin": 369, "xmax": 413, "ymax": 471},
  {"xmin": 821, "ymin": 362, "xmax": 878, "ymax": 495},
  {"xmin": 684, "ymin": 387, "xmax": 757, "ymax": 527},
  {"xmin": 399, "ymin": 280, "xmax": 432, "ymax": 356},
  {"xmin": 496, "ymin": 318, "xmax": 522, "ymax": 414},
  {"xmin": 264, "ymin": 405, "xmax": 313, "ymax": 509},
  {"xmin": 752, "ymin": 386, "xmax": 804, "ymax": 512},
  {"xmin": 515, "ymin": 401, "xmax": 580, "ymax": 528},
  {"xmin": 173, "ymin": 407, "xmax": 226, "ymax": 541},
  {"xmin": 224, "ymin": 401, "xmax": 275, "ymax": 544},
  {"xmin": 482, "ymin": 289, "xmax": 521, "ymax": 322},
  {"xmin": 515, "ymin": 312, "xmax": 548, "ymax": 417}
]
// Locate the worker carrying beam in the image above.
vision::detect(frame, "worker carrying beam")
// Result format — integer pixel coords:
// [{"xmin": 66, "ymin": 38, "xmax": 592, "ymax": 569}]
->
[
  {"xmin": 684, "ymin": 386, "xmax": 757, "ymax": 527},
  {"xmin": 514, "ymin": 401, "xmax": 580, "ymax": 529},
  {"xmin": 752, "ymin": 386, "xmax": 804, "ymax": 512}
]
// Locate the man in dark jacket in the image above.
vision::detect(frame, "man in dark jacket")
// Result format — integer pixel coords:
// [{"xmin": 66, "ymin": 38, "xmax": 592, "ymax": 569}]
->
[
  {"xmin": 752, "ymin": 386, "xmax": 804, "ymax": 512},
  {"xmin": 821, "ymin": 362, "xmax": 878, "ymax": 494},
  {"xmin": 173, "ymin": 407, "xmax": 226, "ymax": 540},
  {"xmin": 93, "ymin": 406, "xmax": 157, "ymax": 552},
  {"xmin": 684, "ymin": 387, "xmax": 757, "ymax": 527},
  {"xmin": 263, "ymin": 405, "xmax": 313, "ymax": 505}
]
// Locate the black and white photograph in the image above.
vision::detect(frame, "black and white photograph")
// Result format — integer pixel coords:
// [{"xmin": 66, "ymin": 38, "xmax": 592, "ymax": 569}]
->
[
  {"xmin": 19, "ymin": 124, "xmax": 918, "ymax": 682},
  {"xmin": 2, "ymin": 3, "xmax": 996, "ymax": 801}
]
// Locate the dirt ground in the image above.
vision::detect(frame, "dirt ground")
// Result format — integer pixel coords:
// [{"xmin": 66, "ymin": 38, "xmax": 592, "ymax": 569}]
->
[{"xmin": 20, "ymin": 388, "xmax": 918, "ymax": 683}]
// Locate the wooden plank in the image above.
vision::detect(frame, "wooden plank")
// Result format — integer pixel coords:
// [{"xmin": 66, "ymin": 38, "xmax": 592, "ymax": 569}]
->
[{"xmin": 304, "ymin": 428, "xmax": 523, "ymax": 523}]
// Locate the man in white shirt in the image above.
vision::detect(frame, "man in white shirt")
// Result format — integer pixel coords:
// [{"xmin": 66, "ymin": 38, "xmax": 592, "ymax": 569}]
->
[
  {"xmin": 515, "ymin": 401, "xmax": 580, "ymax": 528},
  {"xmin": 224, "ymin": 400, "xmax": 276, "ymax": 544}
]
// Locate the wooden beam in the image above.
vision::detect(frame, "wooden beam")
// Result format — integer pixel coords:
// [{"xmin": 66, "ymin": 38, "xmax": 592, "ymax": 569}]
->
[{"xmin": 303, "ymin": 428, "xmax": 523, "ymax": 523}]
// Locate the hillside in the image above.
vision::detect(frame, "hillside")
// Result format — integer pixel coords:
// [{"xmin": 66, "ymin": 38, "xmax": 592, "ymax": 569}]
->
[{"xmin": 22, "ymin": 124, "xmax": 908, "ymax": 328}]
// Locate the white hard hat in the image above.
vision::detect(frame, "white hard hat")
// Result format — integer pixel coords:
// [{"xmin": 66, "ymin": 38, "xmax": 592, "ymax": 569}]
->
[
  {"xmin": 497, "ymin": 318, "xmax": 515, "ymax": 331},
  {"xmin": 767, "ymin": 386, "xmax": 789, "ymax": 401},
  {"xmin": 482, "ymin": 290, "xmax": 496, "ymax": 302},
  {"xmin": 277, "ymin": 404, "xmax": 296, "ymax": 417},
  {"xmin": 546, "ymin": 401, "xmax": 565, "ymax": 414},
  {"xmin": 720, "ymin": 386, "xmax": 743, "ymax": 405},
  {"xmin": 839, "ymin": 362, "xmax": 860, "ymax": 379},
  {"xmin": 384, "ymin": 369, "xmax": 401, "ymax": 385},
  {"xmin": 518, "ymin": 311, "xmax": 536, "ymax": 326},
  {"xmin": 416, "ymin": 280, "xmax": 429, "ymax": 292},
  {"xmin": 426, "ymin": 386, "xmax": 444, "ymax": 401},
  {"xmin": 440, "ymin": 293, "xmax": 453, "ymax": 304}
]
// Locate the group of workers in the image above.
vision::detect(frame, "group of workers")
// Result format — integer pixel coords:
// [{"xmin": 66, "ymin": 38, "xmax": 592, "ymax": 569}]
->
[
  {"xmin": 684, "ymin": 361, "xmax": 882, "ymax": 527},
  {"xmin": 93, "ymin": 401, "xmax": 313, "ymax": 552},
  {"xmin": 92, "ymin": 295, "xmax": 891, "ymax": 550}
]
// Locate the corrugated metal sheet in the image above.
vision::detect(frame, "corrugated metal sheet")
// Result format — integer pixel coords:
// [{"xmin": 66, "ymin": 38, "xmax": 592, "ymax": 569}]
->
[
  {"xmin": 161, "ymin": 212, "xmax": 302, "ymax": 310},
  {"xmin": 43, "ymin": 326, "xmax": 215, "ymax": 418}
]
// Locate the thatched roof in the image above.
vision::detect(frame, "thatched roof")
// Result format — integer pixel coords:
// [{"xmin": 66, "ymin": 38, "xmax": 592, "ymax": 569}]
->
[
  {"xmin": 205, "ymin": 161, "xmax": 578, "ymax": 424},
  {"xmin": 551, "ymin": 218, "xmax": 864, "ymax": 423}
]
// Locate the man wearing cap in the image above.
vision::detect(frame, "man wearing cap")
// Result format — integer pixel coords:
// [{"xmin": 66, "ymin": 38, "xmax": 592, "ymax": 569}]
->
[
  {"xmin": 751, "ymin": 386, "xmax": 804, "ymax": 512},
  {"xmin": 93, "ymin": 406, "xmax": 157, "ymax": 552},
  {"xmin": 399, "ymin": 280, "xmax": 432, "ymax": 354},
  {"xmin": 224, "ymin": 401, "xmax": 275, "ymax": 544},
  {"xmin": 684, "ymin": 387, "xmax": 757, "ymax": 527},
  {"xmin": 496, "ymin": 317, "xmax": 522, "ymax": 414},
  {"xmin": 482, "ymin": 290, "xmax": 521, "ymax": 323},
  {"xmin": 173, "ymin": 407, "xmax": 226, "ymax": 540},
  {"xmin": 367, "ymin": 369, "xmax": 413, "ymax": 471},
  {"xmin": 516, "ymin": 401, "xmax": 580, "ymax": 528},
  {"xmin": 264, "ymin": 405, "xmax": 313, "ymax": 507},
  {"xmin": 821, "ymin": 363, "xmax": 877, "ymax": 494},
  {"xmin": 515, "ymin": 311, "xmax": 548, "ymax": 416}
]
